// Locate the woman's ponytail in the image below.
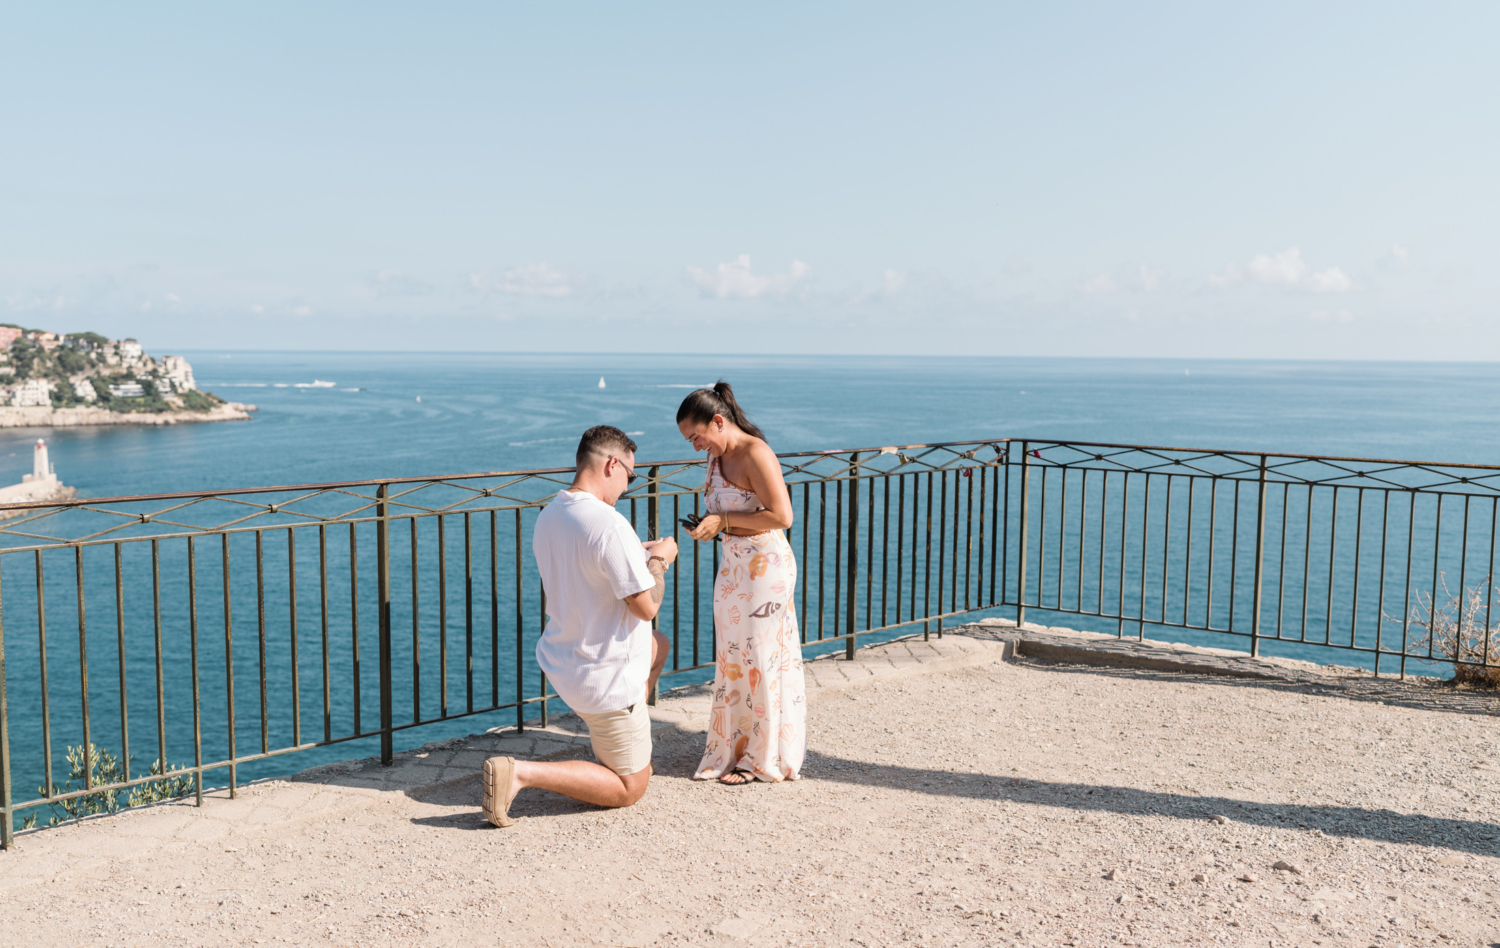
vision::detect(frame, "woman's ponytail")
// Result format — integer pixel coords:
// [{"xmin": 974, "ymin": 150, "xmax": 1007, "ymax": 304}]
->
[{"xmin": 677, "ymin": 380, "xmax": 767, "ymax": 441}]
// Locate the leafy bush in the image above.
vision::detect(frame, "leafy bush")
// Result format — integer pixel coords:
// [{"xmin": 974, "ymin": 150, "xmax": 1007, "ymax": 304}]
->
[
  {"xmin": 182, "ymin": 389, "xmax": 221, "ymax": 412},
  {"xmin": 25, "ymin": 743, "xmax": 197, "ymax": 828},
  {"xmin": 56, "ymin": 349, "xmax": 88, "ymax": 374}
]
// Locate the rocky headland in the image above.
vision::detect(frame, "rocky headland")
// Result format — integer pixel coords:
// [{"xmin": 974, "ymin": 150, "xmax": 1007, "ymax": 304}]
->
[
  {"xmin": 0, "ymin": 326, "xmax": 243, "ymax": 427},
  {"xmin": 0, "ymin": 401, "xmax": 256, "ymax": 427}
]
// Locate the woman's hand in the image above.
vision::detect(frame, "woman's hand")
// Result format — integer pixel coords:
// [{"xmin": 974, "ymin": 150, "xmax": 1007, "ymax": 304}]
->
[{"xmin": 690, "ymin": 514, "xmax": 725, "ymax": 541}]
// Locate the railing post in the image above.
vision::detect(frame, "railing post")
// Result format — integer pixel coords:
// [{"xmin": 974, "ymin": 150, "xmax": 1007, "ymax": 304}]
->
[
  {"xmin": 1250, "ymin": 455, "xmax": 1268, "ymax": 658},
  {"xmin": 377, "ymin": 484, "xmax": 394, "ymax": 766},
  {"xmin": 846, "ymin": 453, "xmax": 861, "ymax": 659},
  {"xmin": 0, "ymin": 563, "xmax": 12, "ymax": 850},
  {"xmin": 647, "ymin": 465, "xmax": 660, "ymax": 706},
  {"xmin": 1016, "ymin": 442, "xmax": 1030, "ymax": 628}
]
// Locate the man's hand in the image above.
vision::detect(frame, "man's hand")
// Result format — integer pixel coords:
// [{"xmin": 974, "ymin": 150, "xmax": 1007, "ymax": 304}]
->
[{"xmin": 643, "ymin": 537, "xmax": 679, "ymax": 568}]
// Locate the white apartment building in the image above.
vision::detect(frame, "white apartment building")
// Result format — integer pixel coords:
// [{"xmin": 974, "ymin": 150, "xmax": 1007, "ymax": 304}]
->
[
  {"xmin": 160, "ymin": 355, "xmax": 197, "ymax": 392},
  {"xmin": 110, "ymin": 381, "xmax": 146, "ymax": 399},
  {"xmin": 11, "ymin": 378, "xmax": 54, "ymax": 407},
  {"xmin": 74, "ymin": 378, "xmax": 97, "ymax": 402}
]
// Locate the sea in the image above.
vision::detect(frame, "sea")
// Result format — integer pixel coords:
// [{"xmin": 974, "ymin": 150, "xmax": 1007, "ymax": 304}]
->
[
  {"xmin": 4, "ymin": 353, "xmax": 1500, "ymax": 811},
  {"xmin": 7, "ymin": 352, "xmax": 1500, "ymax": 497}
]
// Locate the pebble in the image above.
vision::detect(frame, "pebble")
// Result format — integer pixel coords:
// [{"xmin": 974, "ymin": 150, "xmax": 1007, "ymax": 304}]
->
[
  {"xmin": 1191, "ymin": 874, "xmax": 1207, "ymax": 883},
  {"xmin": 1104, "ymin": 868, "xmax": 1121, "ymax": 880},
  {"xmin": 1272, "ymin": 860, "xmax": 1303, "ymax": 874},
  {"xmin": 1239, "ymin": 873, "xmax": 1259, "ymax": 883},
  {"xmin": 1210, "ymin": 814, "xmax": 1229, "ymax": 824}
]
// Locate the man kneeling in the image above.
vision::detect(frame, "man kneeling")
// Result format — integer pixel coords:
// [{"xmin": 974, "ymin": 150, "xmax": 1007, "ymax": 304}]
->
[{"xmin": 483, "ymin": 426, "xmax": 675, "ymax": 826}]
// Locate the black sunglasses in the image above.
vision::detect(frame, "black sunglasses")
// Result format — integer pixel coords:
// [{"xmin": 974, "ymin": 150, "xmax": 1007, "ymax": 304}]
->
[{"xmin": 609, "ymin": 455, "xmax": 636, "ymax": 484}]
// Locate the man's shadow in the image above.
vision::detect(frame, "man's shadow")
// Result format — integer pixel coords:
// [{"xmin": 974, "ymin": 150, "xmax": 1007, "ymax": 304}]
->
[{"xmin": 409, "ymin": 727, "xmax": 1499, "ymax": 857}]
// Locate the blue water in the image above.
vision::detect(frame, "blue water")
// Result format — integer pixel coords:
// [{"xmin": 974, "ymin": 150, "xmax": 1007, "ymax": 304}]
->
[
  {"xmin": 4, "ymin": 352, "xmax": 1499, "ymax": 497},
  {"xmin": 4, "ymin": 353, "xmax": 1499, "ymax": 821}
]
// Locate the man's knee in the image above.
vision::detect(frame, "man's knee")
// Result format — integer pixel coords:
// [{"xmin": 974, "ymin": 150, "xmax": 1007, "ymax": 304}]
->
[{"xmin": 618, "ymin": 767, "xmax": 651, "ymax": 806}]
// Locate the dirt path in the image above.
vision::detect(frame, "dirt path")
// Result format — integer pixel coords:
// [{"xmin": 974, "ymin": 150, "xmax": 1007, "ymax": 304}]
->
[{"xmin": 2, "ymin": 630, "xmax": 1498, "ymax": 947}]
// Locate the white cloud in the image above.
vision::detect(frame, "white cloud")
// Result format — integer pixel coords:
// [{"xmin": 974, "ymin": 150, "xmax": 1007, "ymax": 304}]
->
[
  {"xmin": 1246, "ymin": 248, "xmax": 1308, "ymax": 287},
  {"xmin": 250, "ymin": 304, "xmax": 264, "ymax": 314},
  {"xmin": 1309, "ymin": 308, "xmax": 1354, "ymax": 323},
  {"xmin": 1213, "ymin": 247, "xmax": 1351, "ymax": 294},
  {"xmin": 1081, "ymin": 274, "xmax": 1117, "ymax": 295},
  {"xmin": 1305, "ymin": 267, "xmax": 1351, "ymax": 293},
  {"xmin": 1082, "ymin": 266, "xmax": 1162, "ymax": 294},
  {"xmin": 882, "ymin": 270, "xmax": 906, "ymax": 296},
  {"xmin": 471, "ymin": 263, "xmax": 572, "ymax": 298},
  {"xmin": 1208, "ymin": 264, "xmax": 1242, "ymax": 287},
  {"xmin": 687, "ymin": 255, "xmax": 811, "ymax": 299},
  {"xmin": 369, "ymin": 268, "xmax": 434, "ymax": 298},
  {"xmin": 5, "ymin": 293, "xmax": 67, "ymax": 313},
  {"xmin": 165, "ymin": 292, "xmax": 181, "ymax": 303},
  {"xmin": 292, "ymin": 305, "xmax": 312, "ymax": 316},
  {"xmin": 1379, "ymin": 243, "xmax": 1411, "ymax": 271}
]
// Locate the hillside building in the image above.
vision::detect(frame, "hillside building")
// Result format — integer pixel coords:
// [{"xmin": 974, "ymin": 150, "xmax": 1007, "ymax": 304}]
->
[
  {"xmin": 11, "ymin": 378, "xmax": 54, "ymax": 407},
  {"xmin": 160, "ymin": 355, "xmax": 198, "ymax": 392}
]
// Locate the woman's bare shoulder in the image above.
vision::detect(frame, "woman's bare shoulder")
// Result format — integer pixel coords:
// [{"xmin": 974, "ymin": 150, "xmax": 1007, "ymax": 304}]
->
[
  {"xmin": 743, "ymin": 439, "xmax": 784, "ymax": 481},
  {"xmin": 746, "ymin": 438, "xmax": 780, "ymax": 465}
]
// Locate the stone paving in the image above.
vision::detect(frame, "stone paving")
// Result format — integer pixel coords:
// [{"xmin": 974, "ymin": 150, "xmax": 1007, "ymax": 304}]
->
[
  {"xmin": 0, "ymin": 624, "xmax": 1012, "ymax": 888},
  {"xmin": 1, "ymin": 619, "xmax": 1496, "ymax": 948}
]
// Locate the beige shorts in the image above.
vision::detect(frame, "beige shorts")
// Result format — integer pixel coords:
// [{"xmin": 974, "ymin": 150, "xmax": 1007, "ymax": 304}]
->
[{"xmin": 576, "ymin": 701, "xmax": 652, "ymax": 776}]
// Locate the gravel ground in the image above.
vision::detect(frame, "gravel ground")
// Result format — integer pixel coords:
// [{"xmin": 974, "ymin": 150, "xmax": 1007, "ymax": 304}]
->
[{"xmin": 2, "ymin": 652, "xmax": 1498, "ymax": 948}]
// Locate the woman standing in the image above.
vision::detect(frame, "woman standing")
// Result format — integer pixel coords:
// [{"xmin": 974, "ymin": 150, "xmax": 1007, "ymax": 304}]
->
[{"xmin": 678, "ymin": 382, "xmax": 806, "ymax": 784}]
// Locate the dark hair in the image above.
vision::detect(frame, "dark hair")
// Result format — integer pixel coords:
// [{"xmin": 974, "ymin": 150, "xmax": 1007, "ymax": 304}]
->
[
  {"xmin": 675, "ymin": 380, "xmax": 766, "ymax": 441},
  {"xmin": 575, "ymin": 425, "xmax": 638, "ymax": 470}
]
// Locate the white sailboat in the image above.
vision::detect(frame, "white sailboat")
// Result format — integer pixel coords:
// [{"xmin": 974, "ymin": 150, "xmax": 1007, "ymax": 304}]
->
[{"xmin": 598, "ymin": 376, "xmax": 606, "ymax": 389}]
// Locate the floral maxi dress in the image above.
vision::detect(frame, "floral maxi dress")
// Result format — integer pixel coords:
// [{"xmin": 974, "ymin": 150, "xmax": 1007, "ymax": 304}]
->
[{"xmin": 693, "ymin": 455, "xmax": 807, "ymax": 782}]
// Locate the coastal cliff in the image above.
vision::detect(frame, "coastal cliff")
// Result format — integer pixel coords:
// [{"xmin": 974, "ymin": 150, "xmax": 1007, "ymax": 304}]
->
[
  {"xmin": 0, "ymin": 327, "xmax": 243, "ymax": 427},
  {"xmin": 0, "ymin": 401, "xmax": 256, "ymax": 427}
]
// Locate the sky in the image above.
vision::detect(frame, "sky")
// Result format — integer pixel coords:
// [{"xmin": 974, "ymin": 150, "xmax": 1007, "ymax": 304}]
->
[{"xmin": 2, "ymin": 2, "xmax": 1496, "ymax": 359}]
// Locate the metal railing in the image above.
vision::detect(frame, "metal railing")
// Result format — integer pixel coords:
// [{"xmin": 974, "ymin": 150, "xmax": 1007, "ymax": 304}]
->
[{"xmin": 1, "ymin": 437, "xmax": 1496, "ymax": 847}]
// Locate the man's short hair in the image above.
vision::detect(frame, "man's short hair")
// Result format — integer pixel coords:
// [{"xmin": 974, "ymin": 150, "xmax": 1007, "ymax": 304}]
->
[{"xmin": 575, "ymin": 425, "xmax": 638, "ymax": 470}]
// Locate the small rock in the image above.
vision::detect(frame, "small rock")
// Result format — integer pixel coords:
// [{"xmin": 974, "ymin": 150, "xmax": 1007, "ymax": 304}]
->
[
  {"xmin": 1435, "ymin": 855, "xmax": 1463, "ymax": 866},
  {"xmin": 1210, "ymin": 814, "xmax": 1230, "ymax": 824},
  {"xmin": 1272, "ymin": 860, "xmax": 1303, "ymax": 875},
  {"xmin": 1192, "ymin": 873, "xmax": 1207, "ymax": 883},
  {"xmin": 1104, "ymin": 868, "xmax": 1121, "ymax": 881},
  {"xmin": 1238, "ymin": 873, "xmax": 1258, "ymax": 883}
]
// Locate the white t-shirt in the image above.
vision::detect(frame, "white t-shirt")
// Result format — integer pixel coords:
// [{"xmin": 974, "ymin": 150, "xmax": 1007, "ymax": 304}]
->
[{"xmin": 532, "ymin": 489, "xmax": 659, "ymax": 715}]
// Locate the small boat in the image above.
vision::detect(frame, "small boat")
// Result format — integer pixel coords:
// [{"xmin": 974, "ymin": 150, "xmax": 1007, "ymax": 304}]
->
[
  {"xmin": 415, "ymin": 395, "xmax": 422, "ymax": 403},
  {"xmin": 598, "ymin": 376, "xmax": 606, "ymax": 389}
]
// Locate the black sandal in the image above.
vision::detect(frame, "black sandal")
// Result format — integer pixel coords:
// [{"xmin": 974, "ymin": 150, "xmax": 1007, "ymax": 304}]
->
[{"xmin": 717, "ymin": 771, "xmax": 755, "ymax": 786}]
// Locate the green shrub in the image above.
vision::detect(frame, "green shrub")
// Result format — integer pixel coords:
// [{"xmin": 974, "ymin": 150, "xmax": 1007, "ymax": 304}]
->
[
  {"xmin": 182, "ymin": 389, "xmax": 221, "ymax": 412},
  {"xmin": 29, "ymin": 743, "xmax": 196, "ymax": 828}
]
